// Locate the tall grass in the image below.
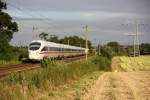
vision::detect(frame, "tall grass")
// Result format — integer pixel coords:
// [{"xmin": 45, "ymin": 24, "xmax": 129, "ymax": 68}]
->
[
  {"xmin": 0, "ymin": 56, "xmax": 111, "ymax": 100},
  {"xmin": 0, "ymin": 60, "xmax": 21, "ymax": 66}
]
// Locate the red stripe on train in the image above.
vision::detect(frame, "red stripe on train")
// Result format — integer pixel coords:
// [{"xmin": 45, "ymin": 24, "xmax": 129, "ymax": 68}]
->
[{"xmin": 39, "ymin": 51, "xmax": 82, "ymax": 54}]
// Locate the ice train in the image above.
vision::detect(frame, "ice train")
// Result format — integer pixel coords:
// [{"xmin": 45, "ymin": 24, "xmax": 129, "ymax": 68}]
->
[{"xmin": 28, "ymin": 40, "xmax": 86, "ymax": 60}]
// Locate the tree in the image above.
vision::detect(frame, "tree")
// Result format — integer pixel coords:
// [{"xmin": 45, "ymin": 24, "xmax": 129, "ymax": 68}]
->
[
  {"xmin": 39, "ymin": 32, "xmax": 48, "ymax": 40},
  {"xmin": 100, "ymin": 45, "xmax": 115, "ymax": 59},
  {"xmin": 107, "ymin": 42, "xmax": 120, "ymax": 54},
  {"xmin": 48, "ymin": 35, "xmax": 59, "ymax": 43},
  {"xmin": 140, "ymin": 43, "xmax": 150, "ymax": 55},
  {"xmin": 0, "ymin": 0, "xmax": 18, "ymax": 60}
]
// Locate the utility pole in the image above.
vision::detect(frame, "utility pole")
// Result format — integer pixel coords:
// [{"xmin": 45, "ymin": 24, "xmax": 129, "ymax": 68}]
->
[
  {"xmin": 77, "ymin": 42, "xmax": 81, "ymax": 47},
  {"xmin": 98, "ymin": 43, "xmax": 101, "ymax": 55},
  {"xmin": 68, "ymin": 39, "xmax": 70, "ymax": 45},
  {"xmin": 133, "ymin": 20, "xmax": 140, "ymax": 57},
  {"xmin": 135, "ymin": 20, "xmax": 140, "ymax": 56},
  {"xmin": 84, "ymin": 25, "xmax": 88, "ymax": 60},
  {"xmin": 32, "ymin": 26, "xmax": 36, "ymax": 40},
  {"xmin": 122, "ymin": 19, "xmax": 147, "ymax": 57}
]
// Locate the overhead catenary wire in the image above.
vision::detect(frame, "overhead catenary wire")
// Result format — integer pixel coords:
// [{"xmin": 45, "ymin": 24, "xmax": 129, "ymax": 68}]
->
[
  {"xmin": 122, "ymin": 19, "xmax": 148, "ymax": 57},
  {"xmin": 5, "ymin": 1, "xmax": 55, "ymax": 40},
  {"xmin": 6, "ymin": 1, "xmax": 52, "ymax": 30}
]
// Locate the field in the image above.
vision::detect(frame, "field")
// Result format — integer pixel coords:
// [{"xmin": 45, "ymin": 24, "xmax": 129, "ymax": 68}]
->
[
  {"xmin": 0, "ymin": 56, "xmax": 111, "ymax": 100},
  {"xmin": 80, "ymin": 56, "xmax": 150, "ymax": 100},
  {"xmin": 1, "ymin": 56, "xmax": 150, "ymax": 100},
  {"xmin": 119, "ymin": 56, "xmax": 150, "ymax": 71}
]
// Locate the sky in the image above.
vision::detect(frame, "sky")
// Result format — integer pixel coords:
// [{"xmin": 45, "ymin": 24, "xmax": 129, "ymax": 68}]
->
[{"xmin": 3, "ymin": 0, "xmax": 150, "ymax": 46}]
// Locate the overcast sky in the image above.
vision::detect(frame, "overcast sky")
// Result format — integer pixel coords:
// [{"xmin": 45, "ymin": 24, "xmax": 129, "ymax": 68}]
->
[{"xmin": 4, "ymin": 0, "xmax": 150, "ymax": 46}]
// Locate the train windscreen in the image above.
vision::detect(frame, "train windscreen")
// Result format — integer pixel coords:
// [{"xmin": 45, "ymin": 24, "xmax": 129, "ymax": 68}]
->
[{"xmin": 29, "ymin": 42, "xmax": 41, "ymax": 50}]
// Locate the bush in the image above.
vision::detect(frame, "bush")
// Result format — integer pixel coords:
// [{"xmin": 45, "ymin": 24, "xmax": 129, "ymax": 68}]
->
[
  {"xmin": 100, "ymin": 46, "xmax": 115, "ymax": 59},
  {"xmin": 92, "ymin": 56, "xmax": 111, "ymax": 71}
]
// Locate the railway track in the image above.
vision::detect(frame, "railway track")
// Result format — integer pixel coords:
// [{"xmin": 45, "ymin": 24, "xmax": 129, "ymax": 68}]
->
[
  {"xmin": 0, "ymin": 56, "xmax": 86, "ymax": 80},
  {"xmin": 0, "ymin": 63, "xmax": 40, "ymax": 80}
]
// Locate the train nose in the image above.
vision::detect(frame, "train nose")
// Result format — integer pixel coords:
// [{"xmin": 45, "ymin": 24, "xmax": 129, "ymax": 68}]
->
[{"xmin": 29, "ymin": 51, "xmax": 41, "ymax": 60}]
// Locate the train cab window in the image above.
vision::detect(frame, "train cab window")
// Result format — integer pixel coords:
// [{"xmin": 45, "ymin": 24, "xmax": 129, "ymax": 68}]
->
[
  {"xmin": 29, "ymin": 42, "xmax": 41, "ymax": 51},
  {"xmin": 41, "ymin": 47, "xmax": 48, "ymax": 51}
]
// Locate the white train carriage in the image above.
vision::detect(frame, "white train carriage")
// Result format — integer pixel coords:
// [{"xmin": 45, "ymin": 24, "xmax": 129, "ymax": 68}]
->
[{"xmin": 28, "ymin": 40, "xmax": 86, "ymax": 60}]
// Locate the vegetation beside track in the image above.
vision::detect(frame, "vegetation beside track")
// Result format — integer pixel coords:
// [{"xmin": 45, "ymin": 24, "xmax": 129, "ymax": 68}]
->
[
  {"xmin": 0, "ymin": 60, "xmax": 21, "ymax": 66},
  {"xmin": 0, "ymin": 56, "xmax": 111, "ymax": 100},
  {"xmin": 119, "ymin": 56, "xmax": 150, "ymax": 71},
  {"xmin": 41, "ymin": 71, "xmax": 103, "ymax": 100}
]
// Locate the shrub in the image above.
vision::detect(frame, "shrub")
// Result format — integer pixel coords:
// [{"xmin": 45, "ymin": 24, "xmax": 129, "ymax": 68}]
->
[
  {"xmin": 92, "ymin": 56, "xmax": 111, "ymax": 71},
  {"xmin": 100, "ymin": 46, "xmax": 115, "ymax": 59}
]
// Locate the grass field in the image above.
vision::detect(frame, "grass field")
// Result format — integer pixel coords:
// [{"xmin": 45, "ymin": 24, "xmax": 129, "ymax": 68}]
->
[
  {"xmin": 0, "ymin": 56, "xmax": 111, "ymax": 100},
  {"xmin": 0, "ymin": 60, "xmax": 21, "ymax": 66},
  {"xmin": 119, "ymin": 56, "xmax": 150, "ymax": 71}
]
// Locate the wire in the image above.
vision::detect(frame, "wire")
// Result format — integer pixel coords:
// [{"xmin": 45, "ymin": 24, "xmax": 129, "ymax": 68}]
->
[{"xmin": 7, "ymin": 1, "xmax": 52, "ymax": 30}]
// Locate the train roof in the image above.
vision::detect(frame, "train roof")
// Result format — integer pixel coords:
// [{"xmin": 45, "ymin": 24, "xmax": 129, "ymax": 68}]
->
[{"xmin": 30, "ymin": 40, "xmax": 86, "ymax": 50}]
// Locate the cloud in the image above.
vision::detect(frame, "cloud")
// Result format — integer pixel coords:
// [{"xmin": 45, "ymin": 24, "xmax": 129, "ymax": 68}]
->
[{"xmin": 5, "ymin": 0, "xmax": 150, "ymax": 45}]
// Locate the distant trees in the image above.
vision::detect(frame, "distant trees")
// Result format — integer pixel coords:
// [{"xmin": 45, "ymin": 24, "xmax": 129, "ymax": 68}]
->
[
  {"xmin": 106, "ymin": 42, "xmax": 150, "ymax": 56},
  {"xmin": 100, "ymin": 45, "xmax": 115, "ymax": 59},
  {"xmin": 107, "ymin": 42, "xmax": 120, "ymax": 54},
  {"xmin": 39, "ymin": 32, "xmax": 48, "ymax": 40},
  {"xmin": 140, "ymin": 43, "xmax": 150, "ymax": 55},
  {"xmin": 48, "ymin": 35, "xmax": 60, "ymax": 43},
  {"xmin": 97, "ymin": 41, "xmax": 129, "ymax": 58},
  {"xmin": 0, "ymin": 0, "xmax": 18, "ymax": 60}
]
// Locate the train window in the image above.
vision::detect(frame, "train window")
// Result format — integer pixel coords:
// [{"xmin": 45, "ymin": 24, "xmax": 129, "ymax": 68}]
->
[
  {"xmin": 29, "ymin": 47, "xmax": 40, "ymax": 50},
  {"xmin": 49, "ymin": 47, "xmax": 59, "ymax": 51},
  {"xmin": 49, "ymin": 47, "xmax": 53, "ymax": 51},
  {"xmin": 29, "ymin": 42, "xmax": 41, "ymax": 51},
  {"xmin": 41, "ymin": 47, "xmax": 48, "ymax": 51},
  {"xmin": 58, "ymin": 48, "xmax": 61, "ymax": 51}
]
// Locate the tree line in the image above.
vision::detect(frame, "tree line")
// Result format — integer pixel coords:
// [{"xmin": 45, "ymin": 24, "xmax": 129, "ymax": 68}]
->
[{"xmin": 97, "ymin": 41, "xmax": 150, "ymax": 58}]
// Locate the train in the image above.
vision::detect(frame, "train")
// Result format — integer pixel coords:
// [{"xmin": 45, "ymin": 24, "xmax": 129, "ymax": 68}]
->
[{"xmin": 28, "ymin": 40, "xmax": 86, "ymax": 60}]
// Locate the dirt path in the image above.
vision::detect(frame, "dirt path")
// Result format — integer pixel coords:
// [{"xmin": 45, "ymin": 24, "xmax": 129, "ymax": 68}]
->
[
  {"xmin": 111, "ymin": 57, "xmax": 124, "ymax": 72},
  {"xmin": 81, "ymin": 71, "xmax": 150, "ymax": 100}
]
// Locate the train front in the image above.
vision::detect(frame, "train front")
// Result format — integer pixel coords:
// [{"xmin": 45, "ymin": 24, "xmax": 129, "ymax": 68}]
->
[{"xmin": 28, "ymin": 41, "xmax": 43, "ymax": 61}]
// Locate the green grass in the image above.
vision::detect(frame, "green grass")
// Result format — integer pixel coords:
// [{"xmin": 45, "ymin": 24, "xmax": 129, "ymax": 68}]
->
[
  {"xmin": 119, "ymin": 56, "xmax": 150, "ymax": 71},
  {"xmin": 0, "ymin": 60, "xmax": 21, "ymax": 66},
  {"xmin": 0, "ymin": 56, "xmax": 111, "ymax": 100}
]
